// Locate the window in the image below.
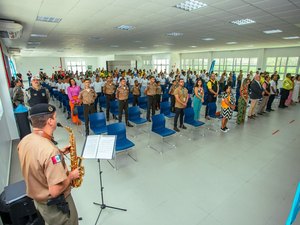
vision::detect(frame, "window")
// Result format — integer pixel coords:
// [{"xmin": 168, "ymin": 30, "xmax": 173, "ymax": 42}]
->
[
  {"xmin": 153, "ymin": 59, "xmax": 170, "ymax": 73},
  {"xmin": 67, "ymin": 60, "xmax": 87, "ymax": 73},
  {"xmin": 265, "ymin": 56, "xmax": 299, "ymax": 79},
  {"xmin": 181, "ymin": 58, "xmax": 209, "ymax": 74}
]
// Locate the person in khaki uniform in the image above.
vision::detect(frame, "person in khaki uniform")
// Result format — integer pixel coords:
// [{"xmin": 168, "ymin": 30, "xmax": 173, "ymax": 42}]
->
[
  {"xmin": 18, "ymin": 103, "xmax": 80, "ymax": 225},
  {"xmin": 145, "ymin": 76, "xmax": 157, "ymax": 122},
  {"xmin": 78, "ymin": 78, "xmax": 97, "ymax": 136},
  {"xmin": 169, "ymin": 79, "xmax": 178, "ymax": 113},
  {"xmin": 103, "ymin": 76, "xmax": 116, "ymax": 121},
  {"xmin": 173, "ymin": 78, "xmax": 189, "ymax": 132},
  {"xmin": 116, "ymin": 78, "xmax": 133, "ymax": 127},
  {"xmin": 132, "ymin": 80, "xmax": 140, "ymax": 106},
  {"xmin": 12, "ymin": 78, "xmax": 24, "ymax": 108}
]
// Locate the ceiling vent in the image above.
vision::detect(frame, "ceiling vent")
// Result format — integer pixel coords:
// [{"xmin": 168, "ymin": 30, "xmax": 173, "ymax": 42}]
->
[
  {"xmin": 0, "ymin": 20, "xmax": 23, "ymax": 39},
  {"xmin": 9, "ymin": 48, "xmax": 21, "ymax": 55}
]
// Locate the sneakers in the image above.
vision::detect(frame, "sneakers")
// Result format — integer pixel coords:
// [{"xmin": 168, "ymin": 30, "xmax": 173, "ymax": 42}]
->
[
  {"xmin": 180, "ymin": 125, "xmax": 187, "ymax": 129},
  {"xmin": 127, "ymin": 122, "xmax": 133, "ymax": 127},
  {"xmin": 225, "ymin": 127, "xmax": 230, "ymax": 131},
  {"xmin": 174, "ymin": 127, "xmax": 180, "ymax": 132},
  {"xmin": 220, "ymin": 127, "xmax": 228, "ymax": 133}
]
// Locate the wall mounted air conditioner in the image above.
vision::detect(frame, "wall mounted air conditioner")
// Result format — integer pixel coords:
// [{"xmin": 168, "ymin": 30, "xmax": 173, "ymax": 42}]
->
[{"xmin": 0, "ymin": 20, "xmax": 23, "ymax": 39}]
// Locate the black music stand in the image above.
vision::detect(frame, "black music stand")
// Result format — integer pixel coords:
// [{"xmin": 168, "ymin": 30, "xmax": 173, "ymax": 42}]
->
[
  {"xmin": 82, "ymin": 135, "xmax": 127, "ymax": 225},
  {"xmin": 93, "ymin": 159, "xmax": 127, "ymax": 225}
]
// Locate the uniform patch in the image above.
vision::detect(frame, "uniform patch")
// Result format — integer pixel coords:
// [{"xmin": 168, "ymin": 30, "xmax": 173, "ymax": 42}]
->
[{"xmin": 51, "ymin": 155, "xmax": 61, "ymax": 164}]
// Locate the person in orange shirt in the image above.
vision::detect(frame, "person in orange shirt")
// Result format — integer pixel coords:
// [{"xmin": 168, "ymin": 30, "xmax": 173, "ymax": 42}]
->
[{"xmin": 221, "ymin": 85, "xmax": 235, "ymax": 132}]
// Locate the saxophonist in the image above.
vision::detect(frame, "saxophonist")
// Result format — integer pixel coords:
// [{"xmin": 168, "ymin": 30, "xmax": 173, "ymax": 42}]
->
[{"xmin": 18, "ymin": 103, "xmax": 80, "ymax": 225}]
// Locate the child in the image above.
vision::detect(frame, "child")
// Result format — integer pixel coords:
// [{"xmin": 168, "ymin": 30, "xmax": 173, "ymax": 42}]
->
[
  {"xmin": 132, "ymin": 80, "xmax": 140, "ymax": 106},
  {"xmin": 221, "ymin": 85, "xmax": 235, "ymax": 132}
]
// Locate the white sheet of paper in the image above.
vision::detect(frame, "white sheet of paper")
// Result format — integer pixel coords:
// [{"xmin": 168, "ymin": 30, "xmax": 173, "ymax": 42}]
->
[
  {"xmin": 96, "ymin": 135, "xmax": 116, "ymax": 159},
  {"xmin": 82, "ymin": 135, "xmax": 100, "ymax": 159}
]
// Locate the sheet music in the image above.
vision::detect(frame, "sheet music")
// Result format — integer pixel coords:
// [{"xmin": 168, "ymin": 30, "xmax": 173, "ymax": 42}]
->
[
  {"xmin": 96, "ymin": 135, "xmax": 116, "ymax": 159},
  {"xmin": 82, "ymin": 135, "xmax": 100, "ymax": 158},
  {"xmin": 82, "ymin": 135, "xmax": 116, "ymax": 160}
]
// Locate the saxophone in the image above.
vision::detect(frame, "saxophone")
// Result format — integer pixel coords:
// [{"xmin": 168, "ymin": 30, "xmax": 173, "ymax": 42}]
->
[{"xmin": 57, "ymin": 123, "xmax": 84, "ymax": 188}]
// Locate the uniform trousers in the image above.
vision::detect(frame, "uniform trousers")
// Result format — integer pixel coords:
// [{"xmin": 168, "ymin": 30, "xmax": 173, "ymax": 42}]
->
[
  {"xmin": 170, "ymin": 95, "xmax": 175, "ymax": 113},
  {"xmin": 105, "ymin": 94, "xmax": 115, "ymax": 119},
  {"xmin": 147, "ymin": 95, "xmax": 156, "ymax": 120},
  {"xmin": 279, "ymin": 89, "xmax": 290, "ymax": 107},
  {"xmin": 83, "ymin": 104, "xmax": 95, "ymax": 135},
  {"xmin": 118, "ymin": 99, "xmax": 129, "ymax": 123},
  {"xmin": 94, "ymin": 92, "xmax": 103, "ymax": 111},
  {"xmin": 34, "ymin": 194, "xmax": 78, "ymax": 225},
  {"xmin": 133, "ymin": 95, "xmax": 139, "ymax": 106},
  {"xmin": 266, "ymin": 94, "xmax": 276, "ymax": 110},
  {"xmin": 174, "ymin": 107, "xmax": 185, "ymax": 128}
]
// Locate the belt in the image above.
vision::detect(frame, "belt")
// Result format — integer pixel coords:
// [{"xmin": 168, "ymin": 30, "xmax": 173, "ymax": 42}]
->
[
  {"xmin": 119, "ymin": 99, "xmax": 128, "ymax": 101},
  {"xmin": 83, "ymin": 103, "xmax": 94, "ymax": 106}
]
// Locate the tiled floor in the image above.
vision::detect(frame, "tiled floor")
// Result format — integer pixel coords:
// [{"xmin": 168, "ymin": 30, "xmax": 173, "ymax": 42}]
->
[{"xmin": 10, "ymin": 98, "xmax": 300, "ymax": 225}]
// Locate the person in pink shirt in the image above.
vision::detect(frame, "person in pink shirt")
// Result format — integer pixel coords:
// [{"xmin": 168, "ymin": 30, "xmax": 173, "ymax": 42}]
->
[{"xmin": 67, "ymin": 78, "xmax": 81, "ymax": 124}]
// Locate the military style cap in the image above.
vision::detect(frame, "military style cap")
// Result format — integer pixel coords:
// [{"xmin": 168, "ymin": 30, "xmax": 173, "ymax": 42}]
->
[
  {"xmin": 31, "ymin": 75, "xmax": 40, "ymax": 80},
  {"xmin": 29, "ymin": 103, "xmax": 56, "ymax": 117}
]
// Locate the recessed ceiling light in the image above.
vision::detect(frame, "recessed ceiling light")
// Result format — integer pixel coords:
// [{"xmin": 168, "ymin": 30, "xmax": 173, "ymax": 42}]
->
[
  {"xmin": 231, "ymin": 18, "xmax": 256, "ymax": 26},
  {"xmin": 89, "ymin": 37, "xmax": 103, "ymax": 40},
  {"xmin": 167, "ymin": 32, "xmax": 183, "ymax": 37},
  {"xmin": 189, "ymin": 45, "xmax": 197, "ymax": 48},
  {"xmin": 30, "ymin": 34, "xmax": 47, "ymax": 38},
  {"xmin": 36, "ymin": 16, "xmax": 62, "ymax": 23},
  {"xmin": 282, "ymin": 36, "xmax": 300, "ymax": 40},
  {"xmin": 263, "ymin": 29, "xmax": 282, "ymax": 34},
  {"xmin": 110, "ymin": 45, "xmax": 119, "ymax": 48},
  {"xmin": 175, "ymin": 0, "xmax": 207, "ymax": 12},
  {"xmin": 226, "ymin": 42, "xmax": 237, "ymax": 45},
  {"xmin": 153, "ymin": 45, "xmax": 162, "ymax": 47},
  {"xmin": 134, "ymin": 40, "xmax": 142, "ymax": 43},
  {"xmin": 202, "ymin": 38, "xmax": 215, "ymax": 41},
  {"xmin": 27, "ymin": 41, "xmax": 40, "ymax": 45},
  {"xmin": 115, "ymin": 25, "xmax": 135, "ymax": 31}
]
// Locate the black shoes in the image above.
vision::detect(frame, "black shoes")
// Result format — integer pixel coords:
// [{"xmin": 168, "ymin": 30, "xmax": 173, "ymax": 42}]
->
[
  {"xmin": 147, "ymin": 119, "xmax": 152, "ymax": 122},
  {"xmin": 180, "ymin": 125, "xmax": 187, "ymax": 129},
  {"xmin": 127, "ymin": 122, "xmax": 133, "ymax": 127},
  {"xmin": 174, "ymin": 127, "xmax": 180, "ymax": 132}
]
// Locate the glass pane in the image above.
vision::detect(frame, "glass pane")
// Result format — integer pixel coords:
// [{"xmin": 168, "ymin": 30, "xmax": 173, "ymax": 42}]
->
[
  {"xmin": 77, "ymin": 67, "xmax": 82, "ymax": 73},
  {"xmin": 227, "ymin": 58, "xmax": 233, "ymax": 65},
  {"xmin": 82, "ymin": 66, "xmax": 86, "ymax": 72},
  {"xmin": 226, "ymin": 65, "xmax": 233, "ymax": 71},
  {"xmin": 276, "ymin": 67, "xmax": 285, "ymax": 74},
  {"xmin": 166, "ymin": 59, "xmax": 170, "ymax": 64},
  {"xmin": 235, "ymin": 58, "xmax": 241, "ymax": 66},
  {"xmin": 71, "ymin": 62, "xmax": 76, "ymax": 66},
  {"xmin": 286, "ymin": 67, "xmax": 297, "ymax": 74},
  {"xmin": 161, "ymin": 59, "xmax": 166, "ymax": 64},
  {"xmin": 71, "ymin": 66, "xmax": 76, "ymax": 72},
  {"xmin": 185, "ymin": 59, "xmax": 190, "ymax": 64},
  {"xmin": 193, "ymin": 59, "xmax": 199, "ymax": 65},
  {"xmin": 266, "ymin": 57, "xmax": 276, "ymax": 66},
  {"xmin": 67, "ymin": 62, "xmax": 71, "ymax": 66},
  {"xmin": 287, "ymin": 57, "xmax": 298, "ymax": 66},
  {"xmin": 266, "ymin": 67, "xmax": 275, "ymax": 73},
  {"xmin": 242, "ymin": 58, "xmax": 249, "ymax": 65},
  {"xmin": 215, "ymin": 59, "xmax": 219, "ymax": 65},
  {"xmin": 67, "ymin": 66, "xmax": 71, "ymax": 71},
  {"xmin": 249, "ymin": 66, "xmax": 256, "ymax": 72},
  {"xmin": 250, "ymin": 58, "xmax": 257, "ymax": 65},
  {"xmin": 203, "ymin": 59, "xmax": 208, "ymax": 66},
  {"xmin": 199, "ymin": 59, "xmax": 203, "ymax": 65},
  {"xmin": 194, "ymin": 66, "xmax": 199, "ymax": 70},
  {"xmin": 77, "ymin": 61, "xmax": 81, "ymax": 66},
  {"xmin": 281, "ymin": 57, "xmax": 287, "ymax": 66},
  {"xmin": 220, "ymin": 58, "xmax": 224, "ymax": 65},
  {"xmin": 241, "ymin": 66, "xmax": 248, "ymax": 72},
  {"xmin": 81, "ymin": 61, "xmax": 86, "ymax": 65}
]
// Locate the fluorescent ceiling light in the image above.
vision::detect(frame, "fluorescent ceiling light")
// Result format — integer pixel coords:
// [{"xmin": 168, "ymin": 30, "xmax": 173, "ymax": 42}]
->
[
  {"xmin": 167, "ymin": 32, "xmax": 183, "ymax": 36},
  {"xmin": 263, "ymin": 29, "xmax": 282, "ymax": 34},
  {"xmin": 36, "ymin": 16, "xmax": 62, "ymax": 23},
  {"xmin": 139, "ymin": 47, "xmax": 147, "ymax": 49},
  {"xmin": 115, "ymin": 25, "xmax": 135, "ymax": 31},
  {"xmin": 30, "ymin": 34, "xmax": 47, "ymax": 38},
  {"xmin": 231, "ymin": 18, "xmax": 256, "ymax": 26},
  {"xmin": 282, "ymin": 36, "xmax": 300, "ymax": 40},
  {"xmin": 226, "ymin": 42, "xmax": 237, "ymax": 44},
  {"xmin": 202, "ymin": 38, "xmax": 214, "ymax": 41},
  {"xmin": 175, "ymin": 0, "xmax": 207, "ymax": 11},
  {"xmin": 165, "ymin": 43, "xmax": 175, "ymax": 45},
  {"xmin": 110, "ymin": 45, "xmax": 119, "ymax": 48},
  {"xmin": 134, "ymin": 40, "xmax": 142, "ymax": 43},
  {"xmin": 27, "ymin": 41, "xmax": 40, "ymax": 45},
  {"xmin": 89, "ymin": 37, "xmax": 103, "ymax": 40},
  {"xmin": 189, "ymin": 45, "xmax": 197, "ymax": 48}
]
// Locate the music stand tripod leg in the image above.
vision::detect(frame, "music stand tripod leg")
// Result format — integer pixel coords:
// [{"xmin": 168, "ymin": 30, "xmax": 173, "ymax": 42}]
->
[{"xmin": 93, "ymin": 159, "xmax": 127, "ymax": 225}]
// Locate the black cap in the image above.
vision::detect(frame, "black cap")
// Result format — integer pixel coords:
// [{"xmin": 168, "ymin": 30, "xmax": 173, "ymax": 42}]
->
[{"xmin": 29, "ymin": 103, "xmax": 56, "ymax": 117}]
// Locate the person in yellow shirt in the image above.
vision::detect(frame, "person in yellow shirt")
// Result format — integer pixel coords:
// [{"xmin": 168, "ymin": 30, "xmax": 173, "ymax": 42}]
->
[{"xmin": 279, "ymin": 73, "xmax": 293, "ymax": 108}]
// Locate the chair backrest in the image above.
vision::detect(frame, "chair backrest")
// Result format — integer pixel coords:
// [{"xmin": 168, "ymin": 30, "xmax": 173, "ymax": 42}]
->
[
  {"xmin": 160, "ymin": 102, "xmax": 171, "ymax": 115},
  {"xmin": 151, "ymin": 114, "xmax": 166, "ymax": 132},
  {"xmin": 187, "ymin": 98, "xmax": 192, "ymax": 108},
  {"xmin": 110, "ymin": 100, "xmax": 119, "ymax": 110},
  {"xmin": 99, "ymin": 96, "xmax": 106, "ymax": 105},
  {"xmin": 128, "ymin": 106, "xmax": 140, "ymax": 120},
  {"xmin": 77, "ymin": 105, "xmax": 84, "ymax": 115},
  {"xmin": 107, "ymin": 122, "xmax": 127, "ymax": 141},
  {"xmin": 161, "ymin": 93, "xmax": 170, "ymax": 102},
  {"xmin": 89, "ymin": 112, "xmax": 106, "ymax": 129},
  {"xmin": 207, "ymin": 102, "xmax": 217, "ymax": 117},
  {"xmin": 184, "ymin": 107, "xmax": 194, "ymax": 123}
]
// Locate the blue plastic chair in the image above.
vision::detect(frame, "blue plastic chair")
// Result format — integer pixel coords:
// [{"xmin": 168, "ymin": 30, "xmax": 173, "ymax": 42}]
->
[
  {"xmin": 89, "ymin": 112, "xmax": 107, "ymax": 134},
  {"xmin": 107, "ymin": 122, "xmax": 136, "ymax": 169},
  {"xmin": 138, "ymin": 96, "xmax": 148, "ymax": 111},
  {"xmin": 160, "ymin": 101, "xmax": 175, "ymax": 118},
  {"xmin": 99, "ymin": 96, "xmax": 107, "ymax": 109},
  {"xmin": 161, "ymin": 93, "xmax": 170, "ymax": 102},
  {"xmin": 128, "ymin": 106, "xmax": 148, "ymax": 137},
  {"xmin": 184, "ymin": 107, "xmax": 206, "ymax": 139},
  {"xmin": 109, "ymin": 100, "xmax": 119, "ymax": 119},
  {"xmin": 77, "ymin": 105, "xmax": 85, "ymax": 122},
  {"xmin": 149, "ymin": 114, "xmax": 176, "ymax": 154}
]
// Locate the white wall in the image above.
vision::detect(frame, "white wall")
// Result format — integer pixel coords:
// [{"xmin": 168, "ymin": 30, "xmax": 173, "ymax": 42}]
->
[
  {"xmin": 97, "ymin": 55, "xmax": 115, "ymax": 70},
  {"xmin": 0, "ymin": 40, "xmax": 19, "ymax": 192},
  {"xmin": 14, "ymin": 56, "xmax": 61, "ymax": 76},
  {"xmin": 63, "ymin": 57, "xmax": 98, "ymax": 71}
]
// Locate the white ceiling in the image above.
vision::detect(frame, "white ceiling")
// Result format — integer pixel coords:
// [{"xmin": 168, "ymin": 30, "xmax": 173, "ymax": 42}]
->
[{"xmin": 1, "ymin": 0, "xmax": 300, "ymax": 57}]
